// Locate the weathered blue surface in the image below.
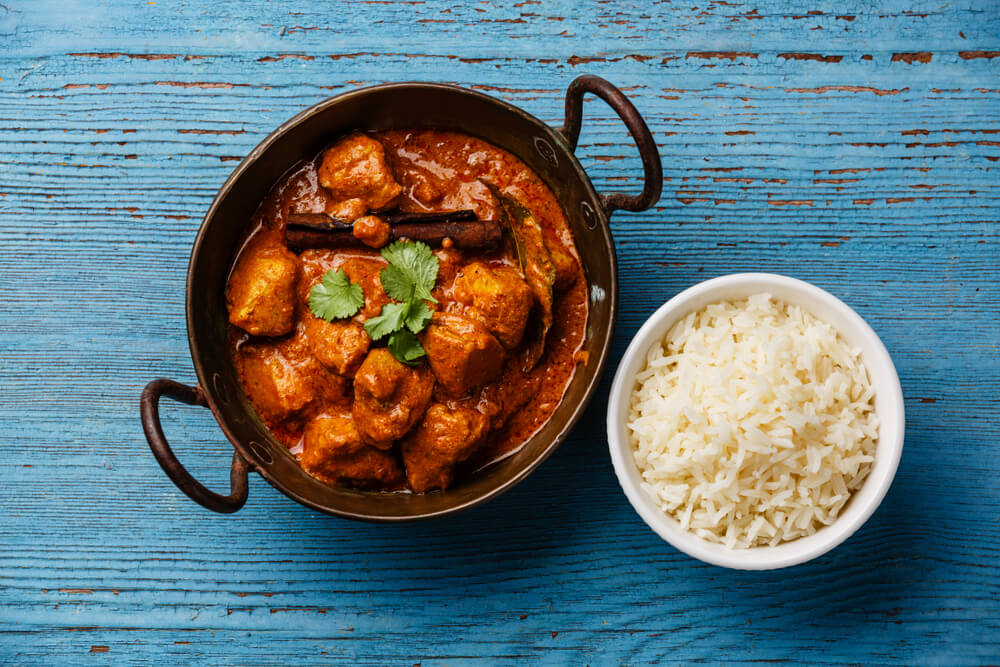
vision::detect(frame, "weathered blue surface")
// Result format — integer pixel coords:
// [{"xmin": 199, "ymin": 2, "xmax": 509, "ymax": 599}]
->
[{"xmin": 1, "ymin": 0, "xmax": 999, "ymax": 664}]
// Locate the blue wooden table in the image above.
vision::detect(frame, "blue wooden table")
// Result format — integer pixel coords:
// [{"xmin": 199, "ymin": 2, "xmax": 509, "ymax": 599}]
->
[{"xmin": 2, "ymin": 1, "xmax": 999, "ymax": 664}]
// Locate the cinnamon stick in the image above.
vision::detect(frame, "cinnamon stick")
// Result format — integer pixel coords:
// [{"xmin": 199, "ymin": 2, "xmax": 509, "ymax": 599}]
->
[
  {"xmin": 286, "ymin": 218, "xmax": 502, "ymax": 251},
  {"xmin": 286, "ymin": 209, "xmax": 477, "ymax": 232},
  {"xmin": 386, "ymin": 209, "xmax": 477, "ymax": 225},
  {"xmin": 285, "ymin": 212, "xmax": 352, "ymax": 230}
]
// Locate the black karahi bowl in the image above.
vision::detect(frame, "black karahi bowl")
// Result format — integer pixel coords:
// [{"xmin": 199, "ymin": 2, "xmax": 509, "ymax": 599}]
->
[{"xmin": 141, "ymin": 75, "xmax": 662, "ymax": 521}]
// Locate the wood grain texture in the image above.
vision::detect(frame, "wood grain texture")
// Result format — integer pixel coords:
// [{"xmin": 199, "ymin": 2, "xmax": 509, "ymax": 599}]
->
[{"xmin": 1, "ymin": 0, "xmax": 999, "ymax": 664}]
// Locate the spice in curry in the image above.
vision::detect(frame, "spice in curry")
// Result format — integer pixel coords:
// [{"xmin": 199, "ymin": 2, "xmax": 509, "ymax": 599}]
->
[{"xmin": 225, "ymin": 130, "xmax": 588, "ymax": 493}]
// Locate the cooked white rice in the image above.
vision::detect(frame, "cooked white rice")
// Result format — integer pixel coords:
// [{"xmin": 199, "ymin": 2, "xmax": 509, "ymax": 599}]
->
[{"xmin": 627, "ymin": 293, "xmax": 878, "ymax": 549}]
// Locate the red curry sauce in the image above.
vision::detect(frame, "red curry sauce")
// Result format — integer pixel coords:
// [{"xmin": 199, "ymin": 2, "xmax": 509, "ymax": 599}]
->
[{"xmin": 227, "ymin": 129, "xmax": 587, "ymax": 490}]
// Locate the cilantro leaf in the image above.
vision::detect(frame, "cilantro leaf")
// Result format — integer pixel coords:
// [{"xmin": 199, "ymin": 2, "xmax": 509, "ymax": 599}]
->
[
  {"xmin": 308, "ymin": 268, "xmax": 364, "ymax": 321},
  {"xmin": 363, "ymin": 301, "xmax": 409, "ymax": 341},
  {"xmin": 380, "ymin": 240, "xmax": 439, "ymax": 304},
  {"xmin": 362, "ymin": 240, "xmax": 439, "ymax": 364},
  {"xmin": 379, "ymin": 264, "xmax": 414, "ymax": 303},
  {"xmin": 388, "ymin": 329, "xmax": 425, "ymax": 365},
  {"xmin": 405, "ymin": 299, "xmax": 433, "ymax": 334}
]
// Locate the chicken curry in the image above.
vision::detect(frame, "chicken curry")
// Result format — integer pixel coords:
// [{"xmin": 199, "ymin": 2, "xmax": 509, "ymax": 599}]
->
[{"xmin": 226, "ymin": 130, "xmax": 588, "ymax": 493}]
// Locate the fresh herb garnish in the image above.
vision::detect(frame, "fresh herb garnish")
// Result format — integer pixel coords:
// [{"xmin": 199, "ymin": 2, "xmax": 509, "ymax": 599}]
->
[
  {"xmin": 387, "ymin": 329, "xmax": 426, "ymax": 364},
  {"xmin": 404, "ymin": 299, "xmax": 433, "ymax": 334},
  {"xmin": 308, "ymin": 268, "xmax": 364, "ymax": 321},
  {"xmin": 363, "ymin": 301, "xmax": 409, "ymax": 341},
  {"xmin": 363, "ymin": 240, "xmax": 440, "ymax": 365},
  {"xmin": 378, "ymin": 240, "xmax": 439, "ymax": 304}
]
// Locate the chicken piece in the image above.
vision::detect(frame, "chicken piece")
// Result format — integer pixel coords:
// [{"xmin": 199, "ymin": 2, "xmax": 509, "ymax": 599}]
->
[
  {"xmin": 352, "ymin": 349, "xmax": 434, "ymax": 446},
  {"xmin": 299, "ymin": 413, "xmax": 403, "ymax": 487},
  {"xmin": 239, "ymin": 329, "xmax": 351, "ymax": 421},
  {"xmin": 239, "ymin": 347, "xmax": 315, "ymax": 420},
  {"xmin": 422, "ymin": 313, "xmax": 504, "ymax": 396},
  {"xmin": 314, "ymin": 446, "xmax": 403, "ymax": 488},
  {"xmin": 227, "ymin": 235, "xmax": 300, "ymax": 337},
  {"xmin": 475, "ymin": 358, "xmax": 541, "ymax": 431},
  {"xmin": 318, "ymin": 134, "xmax": 402, "ymax": 214},
  {"xmin": 546, "ymin": 237, "xmax": 579, "ymax": 293},
  {"xmin": 302, "ymin": 413, "xmax": 367, "ymax": 460},
  {"xmin": 311, "ymin": 366, "xmax": 353, "ymax": 410},
  {"xmin": 401, "ymin": 403, "xmax": 489, "ymax": 492},
  {"xmin": 303, "ymin": 314, "xmax": 370, "ymax": 377},
  {"xmin": 453, "ymin": 262, "xmax": 534, "ymax": 349},
  {"xmin": 352, "ymin": 215, "xmax": 391, "ymax": 249},
  {"xmin": 326, "ymin": 197, "xmax": 367, "ymax": 223}
]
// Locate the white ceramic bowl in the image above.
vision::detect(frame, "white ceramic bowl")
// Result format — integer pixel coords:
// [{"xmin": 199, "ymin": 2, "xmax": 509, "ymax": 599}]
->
[{"xmin": 607, "ymin": 273, "xmax": 905, "ymax": 569}]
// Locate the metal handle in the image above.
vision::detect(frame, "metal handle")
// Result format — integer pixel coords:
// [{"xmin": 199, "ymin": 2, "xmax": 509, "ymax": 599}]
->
[
  {"xmin": 141, "ymin": 378, "xmax": 249, "ymax": 514},
  {"xmin": 560, "ymin": 74, "xmax": 663, "ymax": 215}
]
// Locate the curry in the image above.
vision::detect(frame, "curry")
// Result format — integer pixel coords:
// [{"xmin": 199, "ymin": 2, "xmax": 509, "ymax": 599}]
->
[{"xmin": 225, "ymin": 130, "xmax": 588, "ymax": 493}]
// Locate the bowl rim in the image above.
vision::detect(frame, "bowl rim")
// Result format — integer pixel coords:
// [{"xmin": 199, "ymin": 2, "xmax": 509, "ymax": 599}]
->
[
  {"xmin": 606, "ymin": 272, "xmax": 905, "ymax": 569},
  {"xmin": 184, "ymin": 81, "xmax": 620, "ymax": 521}
]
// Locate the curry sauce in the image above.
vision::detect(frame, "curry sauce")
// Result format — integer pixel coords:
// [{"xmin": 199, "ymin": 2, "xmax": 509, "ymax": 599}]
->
[{"xmin": 227, "ymin": 130, "xmax": 587, "ymax": 492}]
